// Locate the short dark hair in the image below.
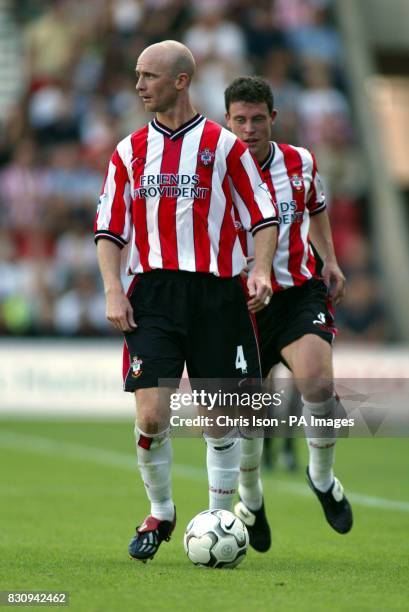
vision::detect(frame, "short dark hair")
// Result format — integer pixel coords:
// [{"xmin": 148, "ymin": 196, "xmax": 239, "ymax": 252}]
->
[{"xmin": 225, "ymin": 76, "xmax": 274, "ymax": 113}]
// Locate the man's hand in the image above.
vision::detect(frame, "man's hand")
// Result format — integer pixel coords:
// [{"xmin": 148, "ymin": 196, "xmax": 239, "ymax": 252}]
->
[
  {"xmin": 105, "ymin": 288, "xmax": 137, "ymax": 332},
  {"xmin": 322, "ymin": 261, "xmax": 346, "ymax": 304},
  {"xmin": 247, "ymin": 268, "xmax": 272, "ymax": 313}
]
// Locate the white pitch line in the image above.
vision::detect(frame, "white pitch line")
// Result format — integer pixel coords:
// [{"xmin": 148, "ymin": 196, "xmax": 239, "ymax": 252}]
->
[
  {"xmin": 271, "ymin": 480, "xmax": 409, "ymax": 512},
  {"xmin": 1, "ymin": 430, "xmax": 409, "ymax": 513}
]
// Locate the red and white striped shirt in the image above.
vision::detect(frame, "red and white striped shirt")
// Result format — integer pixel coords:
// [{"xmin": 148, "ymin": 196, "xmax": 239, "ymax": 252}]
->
[
  {"xmin": 94, "ymin": 114, "xmax": 278, "ymax": 278},
  {"xmin": 239, "ymin": 142, "xmax": 325, "ymax": 291}
]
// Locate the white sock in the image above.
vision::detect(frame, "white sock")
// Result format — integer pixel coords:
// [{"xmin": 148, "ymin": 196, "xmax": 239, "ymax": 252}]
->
[
  {"xmin": 238, "ymin": 437, "xmax": 263, "ymax": 511},
  {"xmin": 303, "ymin": 396, "xmax": 337, "ymax": 492},
  {"xmin": 206, "ymin": 435, "xmax": 240, "ymax": 511},
  {"xmin": 135, "ymin": 426, "xmax": 175, "ymax": 521}
]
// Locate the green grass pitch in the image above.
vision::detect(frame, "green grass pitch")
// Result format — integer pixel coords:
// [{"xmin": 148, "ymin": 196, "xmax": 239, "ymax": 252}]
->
[{"xmin": 1, "ymin": 419, "xmax": 408, "ymax": 611}]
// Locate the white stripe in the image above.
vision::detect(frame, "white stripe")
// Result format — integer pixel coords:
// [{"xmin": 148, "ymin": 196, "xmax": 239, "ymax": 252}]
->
[
  {"xmin": 145, "ymin": 125, "xmax": 164, "ymax": 268},
  {"xmin": 270, "ymin": 144, "xmax": 293, "ymax": 287},
  {"xmin": 231, "ymin": 183, "xmax": 252, "ymax": 232},
  {"xmin": 175, "ymin": 120, "xmax": 206, "ymax": 271},
  {"xmin": 239, "ymin": 150, "xmax": 275, "ymax": 218},
  {"xmin": 298, "ymin": 147, "xmax": 314, "ymax": 279},
  {"xmin": 116, "ymin": 136, "xmax": 133, "ymax": 244},
  {"xmin": 278, "ymin": 480, "xmax": 409, "ymax": 513},
  {"xmin": 232, "ymin": 233, "xmax": 245, "ymax": 272},
  {"xmin": 98, "ymin": 160, "xmax": 117, "ymax": 229},
  {"xmin": 1, "ymin": 430, "xmax": 408, "ymax": 513}
]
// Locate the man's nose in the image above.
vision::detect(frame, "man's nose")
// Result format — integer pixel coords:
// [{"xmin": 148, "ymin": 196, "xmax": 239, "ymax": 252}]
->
[{"xmin": 136, "ymin": 77, "xmax": 145, "ymax": 91}]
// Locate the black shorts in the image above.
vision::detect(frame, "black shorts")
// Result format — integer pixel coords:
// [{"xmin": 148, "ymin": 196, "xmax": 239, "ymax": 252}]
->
[
  {"xmin": 256, "ymin": 278, "xmax": 336, "ymax": 377},
  {"xmin": 122, "ymin": 270, "xmax": 261, "ymax": 391}
]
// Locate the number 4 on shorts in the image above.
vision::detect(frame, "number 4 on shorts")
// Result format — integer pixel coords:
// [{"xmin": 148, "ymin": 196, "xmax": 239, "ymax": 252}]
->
[{"xmin": 235, "ymin": 345, "xmax": 248, "ymax": 373}]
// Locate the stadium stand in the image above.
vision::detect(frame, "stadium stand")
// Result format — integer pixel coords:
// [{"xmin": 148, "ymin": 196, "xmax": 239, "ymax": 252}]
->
[{"xmin": 0, "ymin": 0, "xmax": 393, "ymax": 342}]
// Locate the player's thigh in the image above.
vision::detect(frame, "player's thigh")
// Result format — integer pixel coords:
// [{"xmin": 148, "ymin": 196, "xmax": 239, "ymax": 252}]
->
[
  {"xmin": 281, "ymin": 334, "xmax": 333, "ymax": 400},
  {"xmin": 123, "ymin": 317, "xmax": 185, "ymax": 391},
  {"xmin": 255, "ymin": 299, "xmax": 283, "ymax": 378},
  {"xmin": 187, "ymin": 280, "xmax": 260, "ymax": 379},
  {"xmin": 281, "ymin": 334, "xmax": 333, "ymax": 378}
]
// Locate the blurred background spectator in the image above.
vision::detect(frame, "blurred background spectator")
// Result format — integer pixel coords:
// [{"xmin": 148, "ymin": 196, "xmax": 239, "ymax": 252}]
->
[{"xmin": 0, "ymin": 0, "xmax": 391, "ymax": 342}]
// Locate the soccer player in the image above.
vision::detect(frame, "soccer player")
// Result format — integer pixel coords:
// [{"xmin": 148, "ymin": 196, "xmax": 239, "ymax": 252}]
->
[
  {"xmin": 224, "ymin": 76, "xmax": 353, "ymax": 551},
  {"xmin": 94, "ymin": 43, "xmax": 278, "ymax": 562}
]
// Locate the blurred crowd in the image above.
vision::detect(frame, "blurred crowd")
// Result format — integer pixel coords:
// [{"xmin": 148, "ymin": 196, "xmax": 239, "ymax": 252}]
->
[{"xmin": 0, "ymin": 0, "xmax": 390, "ymax": 341}]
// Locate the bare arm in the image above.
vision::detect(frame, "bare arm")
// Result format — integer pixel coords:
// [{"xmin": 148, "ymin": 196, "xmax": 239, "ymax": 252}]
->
[
  {"xmin": 247, "ymin": 226, "xmax": 278, "ymax": 313},
  {"xmin": 96, "ymin": 239, "xmax": 136, "ymax": 332},
  {"xmin": 309, "ymin": 210, "xmax": 345, "ymax": 304}
]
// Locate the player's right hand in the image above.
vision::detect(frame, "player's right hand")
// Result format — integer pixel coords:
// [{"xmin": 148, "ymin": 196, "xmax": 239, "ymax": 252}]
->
[
  {"xmin": 246, "ymin": 267, "xmax": 272, "ymax": 313},
  {"xmin": 105, "ymin": 289, "xmax": 137, "ymax": 333}
]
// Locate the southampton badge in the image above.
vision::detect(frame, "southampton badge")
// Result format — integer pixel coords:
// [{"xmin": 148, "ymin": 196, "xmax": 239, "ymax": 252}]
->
[
  {"xmin": 290, "ymin": 175, "xmax": 304, "ymax": 191},
  {"xmin": 198, "ymin": 148, "xmax": 215, "ymax": 167},
  {"xmin": 131, "ymin": 356, "xmax": 143, "ymax": 378}
]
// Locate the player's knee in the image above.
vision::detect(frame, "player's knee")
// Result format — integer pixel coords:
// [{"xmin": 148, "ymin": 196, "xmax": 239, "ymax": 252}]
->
[
  {"xmin": 297, "ymin": 368, "xmax": 333, "ymax": 402},
  {"xmin": 302, "ymin": 394, "xmax": 336, "ymax": 417},
  {"xmin": 136, "ymin": 405, "xmax": 166, "ymax": 434},
  {"xmin": 303, "ymin": 383, "xmax": 333, "ymax": 403}
]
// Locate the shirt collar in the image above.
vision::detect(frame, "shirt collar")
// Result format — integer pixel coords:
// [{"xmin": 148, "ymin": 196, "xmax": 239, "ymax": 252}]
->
[
  {"xmin": 151, "ymin": 114, "xmax": 205, "ymax": 141},
  {"xmin": 260, "ymin": 142, "xmax": 275, "ymax": 171}
]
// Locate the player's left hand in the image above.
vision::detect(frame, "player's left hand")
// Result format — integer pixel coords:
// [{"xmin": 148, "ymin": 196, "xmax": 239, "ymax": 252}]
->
[
  {"xmin": 322, "ymin": 261, "xmax": 346, "ymax": 304},
  {"xmin": 247, "ymin": 268, "xmax": 272, "ymax": 313}
]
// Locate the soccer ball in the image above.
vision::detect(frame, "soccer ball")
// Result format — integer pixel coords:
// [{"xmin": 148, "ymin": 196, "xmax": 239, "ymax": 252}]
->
[{"xmin": 184, "ymin": 509, "xmax": 249, "ymax": 568}]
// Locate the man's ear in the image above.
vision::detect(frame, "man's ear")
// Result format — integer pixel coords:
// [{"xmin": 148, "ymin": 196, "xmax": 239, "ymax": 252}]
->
[
  {"xmin": 225, "ymin": 112, "xmax": 231, "ymax": 128},
  {"xmin": 271, "ymin": 109, "xmax": 278, "ymax": 124},
  {"xmin": 175, "ymin": 73, "xmax": 190, "ymax": 91}
]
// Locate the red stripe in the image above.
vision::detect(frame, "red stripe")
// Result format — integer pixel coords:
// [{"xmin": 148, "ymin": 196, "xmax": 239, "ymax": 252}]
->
[
  {"xmin": 227, "ymin": 140, "xmax": 265, "ymax": 226},
  {"xmin": 306, "ymin": 150, "xmax": 327, "ymax": 215},
  {"xmin": 122, "ymin": 340, "xmax": 130, "ymax": 385},
  {"xmin": 126, "ymin": 274, "xmax": 140, "ymax": 298},
  {"xmin": 262, "ymin": 165, "xmax": 281, "ymax": 292},
  {"xmin": 304, "ymin": 152, "xmax": 319, "ymax": 277},
  {"xmin": 122, "ymin": 275, "xmax": 142, "ymax": 384},
  {"xmin": 100, "ymin": 165, "xmax": 109, "ymax": 196},
  {"xmin": 131, "ymin": 126, "xmax": 150, "ymax": 271},
  {"xmin": 192, "ymin": 120, "xmax": 222, "ymax": 272},
  {"xmin": 278, "ymin": 144, "xmax": 307, "ymax": 286},
  {"xmin": 307, "ymin": 153, "xmax": 318, "ymax": 211},
  {"xmin": 238, "ymin": 226, "xmax": 248, "ymax": 255},
  {"xmin": 109, "ymin": 149, "xmax": 129, "ymax": 236},
  {"xmin": 158, "ymin": 137, "xmax": 183, "ymax": 269},
  {"xmin": 306, "ymin": 239, "xmax": 316, "ymax": 276},
  {"xmin": 217, "ymin": 173, "xmax": 237, "ymax": 277}
]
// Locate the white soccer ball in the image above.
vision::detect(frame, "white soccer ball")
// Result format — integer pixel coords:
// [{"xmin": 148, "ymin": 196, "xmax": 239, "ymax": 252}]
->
[{"xmin": 184, "ymin": 509, "xmax": 249, "ymax": 569}]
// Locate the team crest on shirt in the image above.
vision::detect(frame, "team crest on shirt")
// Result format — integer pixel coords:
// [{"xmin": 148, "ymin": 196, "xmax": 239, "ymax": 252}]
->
[
  {"xmin": 290, "ymin": 174, "xmax": 304, "ymax": 191},
  {"xmin": 198, "ymin": 148, "xmax": 215, "ymax": 167},
  {"xmin": 131, "ymin": 356, "xmax": 143, "ymax": 378}
]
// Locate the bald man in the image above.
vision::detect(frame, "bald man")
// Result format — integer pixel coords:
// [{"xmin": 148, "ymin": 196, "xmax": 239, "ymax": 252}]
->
[{"xmin": 95, "ymin": 40, "xmax": 279, "ymax": 562}]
